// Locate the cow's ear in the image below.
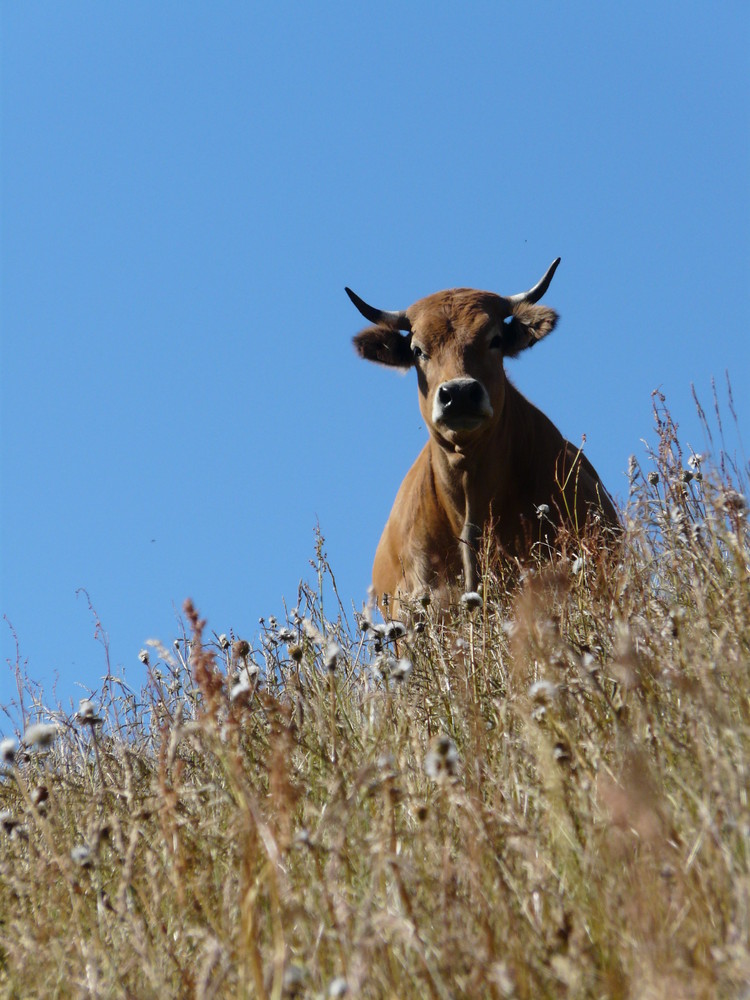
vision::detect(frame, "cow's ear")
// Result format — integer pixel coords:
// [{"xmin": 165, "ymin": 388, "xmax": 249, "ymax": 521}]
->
[
  {"xmin": 501, "ymin": 303, "xmax": 558, "ymax": 357},
  {"xmin": 353, "ymin": 326, "xmax": 414, "ymax": 369}
]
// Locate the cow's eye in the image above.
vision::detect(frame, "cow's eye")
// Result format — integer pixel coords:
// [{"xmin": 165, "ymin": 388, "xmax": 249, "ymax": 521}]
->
[{"xmin": 412, "ymin": 343, "xmax": 426, "ymax": 360}]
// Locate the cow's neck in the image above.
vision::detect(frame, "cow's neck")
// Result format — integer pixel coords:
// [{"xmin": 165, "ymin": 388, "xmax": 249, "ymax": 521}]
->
[{"xmin": 429, "ymin": 402, "xmax": 516, "ymax": 592}]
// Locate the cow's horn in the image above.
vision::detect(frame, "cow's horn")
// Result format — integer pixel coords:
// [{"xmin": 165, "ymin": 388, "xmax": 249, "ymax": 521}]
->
[
  {"xmin": 506, "ymin": 258, "xmax": 561, "ymax": 305},
  {"xmin": 345, "ymin": 287, "xmax": 411, "ymax": 331}
]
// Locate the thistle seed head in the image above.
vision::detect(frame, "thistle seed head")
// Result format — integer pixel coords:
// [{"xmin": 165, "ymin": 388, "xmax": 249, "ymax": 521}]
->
[
  {"xmin": 0, "ymin": 810, "xmax": 20, "ymax": 833},
  {"xmin": 77, "ymin": 699, "xmax": 102, "ymax": 725},
  {"xmin": 390, "ymin": 657, "xmax": 413, "ymax": 683},
  {"xmin": 424, "ymin": 735, "xmax": 460, "ymax": 779},
  {"xmin": 324, "ymin": 642, "xmax": 342, "ymax": 672},
  {"xmin": 0, "ymin": 737, "xmax": 18, "ymax": 764},
  {"xmin": 384, "ymin": 621, "xmax": 406, "ymax": 641},
  {"xmin": 529, "ymin": 679, "xmax": 560, "ymax": 703},
  {"xmin": 23, "ymin": 723, "xmax": 59, "ymax": 750},
  {"xmin": 461, "ymin": 591, "xmax": 483, "ymax": 611},
  {"xmin": 71, "ymin": 844, "xmax": 93, "ymax": 867},
  {"xmin": 232, "ymin": 639, "xmax": 251, "ymax": 661}
]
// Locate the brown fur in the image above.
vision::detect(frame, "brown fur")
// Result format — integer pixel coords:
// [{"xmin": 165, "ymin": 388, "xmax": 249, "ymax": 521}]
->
[{"xmin": 352, "ymin": 285, "xmax": 618, "ymax": 603}]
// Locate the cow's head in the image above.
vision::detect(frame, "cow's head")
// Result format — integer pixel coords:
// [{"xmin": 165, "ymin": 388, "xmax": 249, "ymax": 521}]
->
[{"xmin": 348, "ymin": 259, "xmax": 560, "ymax": 448}]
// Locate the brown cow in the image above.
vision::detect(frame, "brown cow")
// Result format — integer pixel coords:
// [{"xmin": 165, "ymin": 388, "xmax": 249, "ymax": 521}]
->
[{"xmin": 347, "ymin": 258, "xmax": 618, "ymax": 603}]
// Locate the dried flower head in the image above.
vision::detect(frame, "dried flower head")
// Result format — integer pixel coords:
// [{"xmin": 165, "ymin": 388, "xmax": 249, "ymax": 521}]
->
[
  {"xmin": 138, "ymin": 649, "xmax": 150, "ymax": 665},
  {"xmin": 647, "ymin": 471, "xmax": 659, "ymax": 486},
  {"xmin": 390, "ymin": 657, "xmax": 413, "ymax": 683},
  {"xmin": 376, "ymin": 752, "xmax": 396, "ymax": 775},
  {"xmin": 424, "ymin": 734, "xmax": 460, "ymax": 779},
  {"xmin": 536, "ymin": 503, "xmax": 551, "ymax": 520},
  {"xmin": 71, "ymin": 844, "xmax": 93, "ymax": 868},
  {"xmin": 302, "ymin": 619, "xmax": 324, "ymax": 644},
  {"xmin": 282, "ymin": 963, "xmax": 306, "ymax": 998},
  {"xmin": 384, "ymin": 621, "xmax": 407, "ymax": 641},
  {"xmin": 0, "ymin": 810, "xmax": 20, "ymax": 833},
  {"xmin": 375, "ymin": 654, "xmax": 397, "ymax": 680},
  {"xmin": 461, "ymin": 591, "xmax": 483, "ymax": 611},
  {"xmin": 30, "ymin": 786, "xmax": 49, "ymax": 811},
  {"xmin": 323, "ymin": 642, "xmax": 342, "ymax": 672},
  {"xmin": 722, "ymin": 489, "xmax": 747, "ymax": 515},
  {"xmin": 230, "ymin": 678, "xmax": 253, "ymax": 702},
  {"xmin": 23, "ymin": 722, "xmax": 58, "ymax": 750},
  {"xmin": 77, "ymin": 699, "xmax": 102, "ymax": 726},
  {"xmin": 529, "ymin": 679, "xmax": 560, "ymax": 703},
  {"xmin": 328, "ymin": 977, "xmax": 349, "ymax": 998},
  {"xmin": 0, "ymin": 737, "xmax": 18, "ymax": 764},
  {"xmin": 232, "ymin": 639, "xmax": 251, "ymax": 661},
  {"xmin": 231, "ymin": 661, "xmax": 259, "ymax": 700},
  {"xmin": 355, "ymin": 613, "xmax": 371, "ymax": 634},
  {"xmin": 218, "ymin": 634, "xmax": 230, "ymax": 651}
]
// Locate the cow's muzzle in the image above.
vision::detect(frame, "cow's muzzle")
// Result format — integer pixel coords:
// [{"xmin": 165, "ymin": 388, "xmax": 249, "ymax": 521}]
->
[{"xmin": 432, "ymin": 378, "xmax": 493, "ymax": 429}]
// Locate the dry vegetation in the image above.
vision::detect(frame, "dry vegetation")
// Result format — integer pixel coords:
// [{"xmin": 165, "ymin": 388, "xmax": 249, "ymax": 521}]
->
[{"xmin": 1, "ymin": 393, "xmax": 749, "ymax": 999}]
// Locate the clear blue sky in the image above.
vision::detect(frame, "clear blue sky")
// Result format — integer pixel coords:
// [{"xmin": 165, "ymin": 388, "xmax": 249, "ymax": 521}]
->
[{"xmin": 2, "ymin": 3, "xmax": 749, "ymax": 722}]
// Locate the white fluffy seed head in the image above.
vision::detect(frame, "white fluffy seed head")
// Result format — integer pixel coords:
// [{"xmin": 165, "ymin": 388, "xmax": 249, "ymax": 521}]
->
[
  {"xmin": 424, "ymin": 735, "xmax": 459, "ymax": 779},
  {"xmin": 0, "ymin": 737, "xmax": 18, "ymax": 764},
  {"xmin": 529, "ymin": 679, "xmax": 560, "ymax": 703},
  {"xmin": 23, "ymin": 723, "xmax": 58, "ymax": 750},
  {"xmin": 384, "ymin": 621, "xmax": 407, "ymax": 641},
  {"xmin": 390, "ymin": 657, "xmax": 413, "ymax": 682},
  {"xmin": 71, "ymin": 844, "xmax": 93, "ymax": 867},
  {"xmin": 324, "ymin": 642, "xmax": 342, "ymax": 671},
  {"xmin": 77, "ymin": 699, "xmax": 99, "ymax": 722}
]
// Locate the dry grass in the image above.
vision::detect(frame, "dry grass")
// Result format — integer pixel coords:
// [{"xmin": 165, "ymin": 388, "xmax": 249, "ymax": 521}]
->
[{"xmin": 1, "ymin": 393, "xmax": 749, "ymax": 999}]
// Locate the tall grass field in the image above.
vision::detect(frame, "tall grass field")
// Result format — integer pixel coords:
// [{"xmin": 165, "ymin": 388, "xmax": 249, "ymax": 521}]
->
[{"xmin": 2, "ymin": 391, "xmax": 748, "ymax": 999}]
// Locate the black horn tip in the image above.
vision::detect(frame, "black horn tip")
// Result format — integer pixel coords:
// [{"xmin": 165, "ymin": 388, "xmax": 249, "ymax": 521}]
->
[
  {"xmin": 344, "ymin": 286, "xmax": 374, "ymax": 317},
  {"xmin": 345, "ymin": 287, "xmax": 411, "ymax": 331},
  {"xmin": 507, "ymin": 257, "xmax": 562, "ymax": 305}
]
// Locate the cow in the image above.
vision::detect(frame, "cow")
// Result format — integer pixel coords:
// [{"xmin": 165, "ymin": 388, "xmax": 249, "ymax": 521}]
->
[{"xmin": 346, "ymin": 258, "xmax": 618, "ymax": 604}]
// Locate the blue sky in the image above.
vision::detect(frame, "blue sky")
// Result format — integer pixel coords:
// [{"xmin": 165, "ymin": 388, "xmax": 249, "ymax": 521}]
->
[{"xmin": 2, "ymin": 3, "xmax": 749, "ymax": 722}]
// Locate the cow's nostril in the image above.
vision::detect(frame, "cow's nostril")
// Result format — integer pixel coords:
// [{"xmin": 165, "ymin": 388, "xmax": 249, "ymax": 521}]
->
[
  {"xmin": 469, "ymin": 382, "xmax": 482, "ymax": 404},
  {"xmin": 438, "ymin": 385, "xmax": 453, "ymax": 407}
]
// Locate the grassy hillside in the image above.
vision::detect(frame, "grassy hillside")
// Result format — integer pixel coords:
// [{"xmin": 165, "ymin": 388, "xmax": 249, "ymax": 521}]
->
[{"xmin": 1, "ymin": 396, "xmax": 748, "ymax": 999}]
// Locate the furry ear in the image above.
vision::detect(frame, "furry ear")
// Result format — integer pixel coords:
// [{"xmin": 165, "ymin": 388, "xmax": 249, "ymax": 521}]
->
[
  {"xmin": 353, "ymin": 326, "xmax": 414, "ymax": 369},
  {"xmin": 500, "ymin": 303, "xmax": 559, "ymax": 357}
]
